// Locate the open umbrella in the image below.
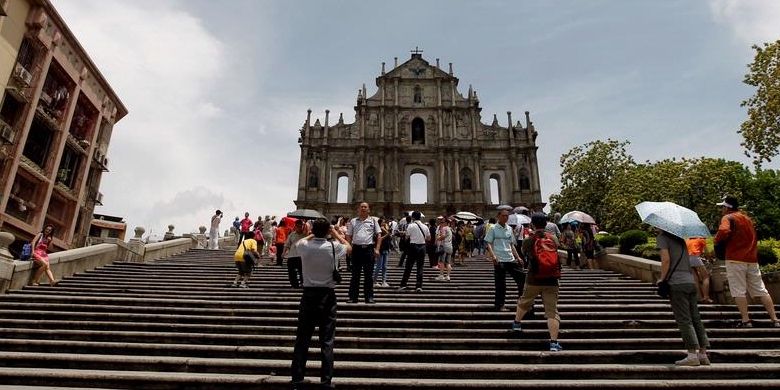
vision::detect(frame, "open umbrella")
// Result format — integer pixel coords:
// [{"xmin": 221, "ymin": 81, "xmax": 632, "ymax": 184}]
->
[
  {"xmin": 513, "ymin": 206, "xmax": 529, "ymax": 214},
  {"xmin": 453, "ymin": 211, "xmax": 482, "ymax": 222},
  {"xmin": 287, "ymin": 209, "xmax": 325, "ymax": 221},
  {"xmin": 635, "ymin": 201, "xmax": 710, "ymax": 239},
  {"xmin": 508, "ymin": 214, "xmax": 532, "ymax": 226},
  {"xmin": 496, "ymin": 205, "xmax": 513, "ymax": 211},
  {"xmin": 559, "ymin": 210, "xmax": 596, "ymax": 224}
]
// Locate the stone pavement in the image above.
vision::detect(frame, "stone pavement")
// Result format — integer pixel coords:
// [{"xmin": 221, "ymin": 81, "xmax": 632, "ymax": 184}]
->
[{"xmin": 0, "ymin": 249, "xmax": 778, "ymax": 389}]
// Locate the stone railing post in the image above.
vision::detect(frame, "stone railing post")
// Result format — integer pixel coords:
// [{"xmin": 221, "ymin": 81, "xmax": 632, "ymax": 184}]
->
[
  {"xmin": 127, "ymin": 226, "xmax": 146, "ymax": 262},
  {"xmin": 163, "ymin": 225, "xmax": 175, "ymax": 241},
  {"xmin": 195, "ymin": 226, "xmax": 208, "ymax": 249},
  {"xmin": 709, "ymin": 261, "xmax": 732, "ymax": 304},
  {"xmin": 0, "ymin": 232, "xmax": 14, "ymax": 262}
]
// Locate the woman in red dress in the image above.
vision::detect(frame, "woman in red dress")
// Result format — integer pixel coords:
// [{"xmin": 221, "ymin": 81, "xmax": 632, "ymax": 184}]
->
[{"xmin": 31, "ymin": 224, "xmax": 57, "ymax": 286}]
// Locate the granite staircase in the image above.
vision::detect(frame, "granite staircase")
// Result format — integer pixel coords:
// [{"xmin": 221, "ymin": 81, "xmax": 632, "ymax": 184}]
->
[{"xmin": 0, "ymin": 249, "xmax": 779, "ymax": 389}]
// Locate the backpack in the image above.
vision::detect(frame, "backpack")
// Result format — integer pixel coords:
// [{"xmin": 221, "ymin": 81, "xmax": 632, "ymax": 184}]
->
[
  {"xmin": 20, "ymin": 242, "xmax": 32, "ymax": 261},
  {"xmin": 532, "ymin": 232, "xmax": 561, "ymax": 279}
]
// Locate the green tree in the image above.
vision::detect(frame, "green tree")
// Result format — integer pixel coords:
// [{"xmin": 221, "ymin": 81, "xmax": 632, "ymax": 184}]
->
[
  {"xmin": 549, "ymin": 139, "xmax": 634, "ymax": 226},
  {"xmin": 739, "ymin": 40, "xmax": 780, "ymax": 169},
  {"xmin": 742, "ymin": 169, "xmax": 780, "ymax": 239}
]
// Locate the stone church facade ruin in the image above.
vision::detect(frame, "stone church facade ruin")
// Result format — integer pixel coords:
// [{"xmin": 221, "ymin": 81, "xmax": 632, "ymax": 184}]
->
[{"xmin": 294, "ymin": 51, "xmax": 542, "ymax": 219}]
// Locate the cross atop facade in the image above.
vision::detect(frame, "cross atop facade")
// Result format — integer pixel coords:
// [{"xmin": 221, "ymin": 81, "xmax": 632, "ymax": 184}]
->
[{"xmin": 410, "ymin": 46, "xmax": 423, "ymax": 55}]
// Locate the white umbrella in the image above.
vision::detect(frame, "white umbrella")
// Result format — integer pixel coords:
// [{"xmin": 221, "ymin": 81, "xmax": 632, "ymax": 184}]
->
[
  {"xmin": 559, "ymin": 210, "xmax": 596, "ymax": 224},
  {"xmin": 453, "ymin": 211, "xmax": 482, "ymax": 222},
  {"xmin": 635, "ymin": 201, "xmax": 710, "ymax": 239},
  {"xmin": 508, "ymin": 214, "xmax": 532, "ymax": 226},
  {"xmin": 496, "ymin": 204, "xmax": 513, "ymax": 211}
]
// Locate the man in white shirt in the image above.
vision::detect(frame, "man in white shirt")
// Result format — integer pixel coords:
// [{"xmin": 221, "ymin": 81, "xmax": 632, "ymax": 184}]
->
[
  {"xmin": 398, "ymin": 211, "xmax": 431, "ymax": 292},
  {"xmin": 346, "ymin": 202, "xmax": 382, "ymax": 304}
]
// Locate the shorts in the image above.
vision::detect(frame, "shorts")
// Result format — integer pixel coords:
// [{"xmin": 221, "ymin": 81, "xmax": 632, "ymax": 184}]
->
[
  {"xmin": 235, "ymin": 257, "xmax": 255, "ymax": 276},
  {"xmin": 726, "ymin": 261, "xmax": 769, "ymax": 298},
  {"xmin": 439, "ymin": 251, "xmax": 453, "ymax": 265},
  {"xmin": 517, "ymin": 284, "xmax": 560, "ymax": 321}
]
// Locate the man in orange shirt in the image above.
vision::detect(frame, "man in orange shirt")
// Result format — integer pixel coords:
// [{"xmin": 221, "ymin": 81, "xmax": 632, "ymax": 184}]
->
[{"xmin": 714, "ymin": 196, "xmax": 779, "ymax": 328}]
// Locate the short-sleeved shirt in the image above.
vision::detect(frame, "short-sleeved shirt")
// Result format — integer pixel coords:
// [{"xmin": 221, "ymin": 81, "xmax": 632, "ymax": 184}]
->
[
  {"xmin": 275, "ymin": 226, "xmax": 288, "ymax": 244},
  {"xmin": 686, "ymin": 237, "xmax": 706, "ymax": 256},
  {"xmin": 234, "ymin": 239, "xmax": 258, "ymax": 262},
  {"xmin": 296, "ymin": 238, "xmax": 347, "ymax": 288},
  {"xmin": 285, "ymin": 231, "xmax": 307, "ymax": 258},
  {"xmin": 656, "ymin": 233, "xmax": 694, "ymax": 285},
  {"xmin": 407, "ymin": 220, "xmax": 430, "ymax": 244},
  {"xmin": 347, "ymin": 216, "xmax": 381, "ymax": 245},
  {"xmin": 240, "ymin": 218, "xmax": 253, "ymax": 232},
  {"xmin": 436, "ymin": 226, "xmax": 453, "ymax": 248},
  {"xmin": 485, "ymin": 223, "xmax": 516, "ymax": 262}
]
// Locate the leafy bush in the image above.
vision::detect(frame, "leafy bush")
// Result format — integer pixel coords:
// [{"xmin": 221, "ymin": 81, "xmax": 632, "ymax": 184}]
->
[
  {"xmin": 619, "ymin": 230, "xmax": 649, "ymax": 255},
  {"xmin": 761, "ymin": 261, "xmax": 780, "ymax": 274},
  {"xmin": 596, "ymin": 234, "xmax": 620, "ymax": 248},
  {"xmin": 757, "ymin": 244, "xmax": 778, "ymax": 266},
  {"xmin": 633, "ymin": 242, "xmax": 660, "ymax": 261}
]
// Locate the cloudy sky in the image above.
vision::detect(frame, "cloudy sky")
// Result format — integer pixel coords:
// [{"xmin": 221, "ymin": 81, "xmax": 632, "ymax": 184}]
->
[{"xmin": 53, "ymin": 0, "xmax": 780, "ymax": 239}]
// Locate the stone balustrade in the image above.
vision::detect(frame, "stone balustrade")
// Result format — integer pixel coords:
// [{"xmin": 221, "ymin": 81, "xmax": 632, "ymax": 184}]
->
[
  {"xmin": 0, "ymin": 227, "xmax": 240, "ymax": 294},
  {"xmin": 559, "ymin": 248, "xmax": 733, "ymax": 304}
]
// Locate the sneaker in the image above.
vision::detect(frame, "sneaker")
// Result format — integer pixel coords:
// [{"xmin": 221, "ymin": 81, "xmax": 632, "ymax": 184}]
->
[
  {"xmin": 495, "ymin": 305, "xmax": 510, "ymax": 312},
  {"xmin": 415, "ymin": 287, "xmax": 423, "ymax": 292},
  {"xmin": 229, "ymin": 283, "xmax": 238, "ymax": 288},
  {"xmin": 511, "ymin": 321, "xmax": 522, "ymax": 332},
  {"xmin": 772, "ymin": 320, "xmax": 780, "ymax": 328},
  {"xmin": 381, "ymin": 282, "xmax": 390, "ymax": 288},
  {"xmin": 736, "ymin": 320, "xmax": 753, "ymax": 328},
  {"xmin": 239, "ymin": 283, "xmax": 248, "ymax": 289},
  {"xmin": 549, "ymin": 341, "xmax": 563, "ymax": 352},
  {"xmin": 675, "ymin": 355, "xmax": 700, "ymax": 366},
  {"xmin": 435, "ymin": 275, "xmax": 445, "ymax": 281},
  {"xmin": 397, "ymin": 286, "xmax": 408, "ymax": 291},
  {"xmin": 374, "ymin": 282, "xmax": 382, "ymax": 287},
  {"xmin": 698, "ymin": 353, "xmax": 711, "ymax": 366},
  {"xmin": 445, "ymin": 276, "xmax": 451, "ymax": 281}
]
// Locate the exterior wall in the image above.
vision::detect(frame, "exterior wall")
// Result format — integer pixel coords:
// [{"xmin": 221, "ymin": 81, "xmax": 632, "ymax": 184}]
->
[
  {"xmin": 0, "ymin": 0, "xmax": 127, "ymax": 251},
  {"xmin": 295, "ymin": 53, "xmax": 543, "ymax": 219}
]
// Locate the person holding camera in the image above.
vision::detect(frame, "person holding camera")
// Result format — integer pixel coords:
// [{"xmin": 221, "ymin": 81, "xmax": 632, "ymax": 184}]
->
[{"xmin": 290, "ymin": 219, "xmax": 351, "ymax": 390}]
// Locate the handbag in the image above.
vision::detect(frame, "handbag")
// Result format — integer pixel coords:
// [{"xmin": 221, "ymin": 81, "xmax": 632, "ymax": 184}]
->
[
  {"xmin": 657, "ymin": 242, "xmax": 684, "ymax": 299},
  {"xmin": 330, "ymin": 241, "xmax": 342, "ymax": 284}
]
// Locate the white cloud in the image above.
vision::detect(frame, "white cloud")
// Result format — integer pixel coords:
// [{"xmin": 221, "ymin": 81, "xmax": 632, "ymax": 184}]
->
[
  {"xmin": 709, "ymin": 0, "xmax": 780, "ymax": 45},
  {"xmin": 55, "ymin": 0, "xmax": 232, "ymax": 234}
]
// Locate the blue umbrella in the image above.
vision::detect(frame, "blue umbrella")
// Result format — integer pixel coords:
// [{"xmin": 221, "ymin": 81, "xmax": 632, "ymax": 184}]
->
[{"xmin": 635, "ymin": 201, "xmax": 710, "ymax": 239}]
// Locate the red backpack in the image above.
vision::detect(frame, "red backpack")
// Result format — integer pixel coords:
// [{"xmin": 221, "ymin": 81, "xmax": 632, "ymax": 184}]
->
[{"xmin": 533, "ymin": 232, "xmax": 561, "ymax": 279}]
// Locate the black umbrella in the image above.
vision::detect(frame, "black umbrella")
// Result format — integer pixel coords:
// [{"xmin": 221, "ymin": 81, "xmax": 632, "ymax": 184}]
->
[{"xmin": 287, "ymin": 209, "xmax": 326, "ymax": 220}]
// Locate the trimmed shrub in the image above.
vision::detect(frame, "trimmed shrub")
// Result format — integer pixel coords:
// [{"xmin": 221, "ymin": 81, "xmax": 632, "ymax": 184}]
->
[
  {"xmin": 757, "ymin": 244, "xmax": 778, "ymax": 266},
  {"xmin": 596, "ymin": 234, "xmax": 620, "ymax": 248},
  {"xmin": 633, "ymin": 243, "xmax": 660, "ymax": 261},
  {"xmin": 619, "ymin": 230, "xmax": 649, "ymax": 255}
]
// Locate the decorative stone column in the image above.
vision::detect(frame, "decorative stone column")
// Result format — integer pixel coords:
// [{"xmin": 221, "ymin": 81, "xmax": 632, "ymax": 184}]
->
[
  {"xmin": 163, "ymin": 225, "xmax": 175, "ymax": 241},
  {"xmin": 0, "ymin": 232, "xmax": 15, "ymax": 262},
  {"xmin": 709, "ymin": 261, "xmax": 732, "ymax": 304},
  {"xmin": 127, "ymin": 226, "xmax": 146, "ymax": 263},
  {"xmin": 195, "ymin": 226, "xmax": 208, "ymax": 249}
]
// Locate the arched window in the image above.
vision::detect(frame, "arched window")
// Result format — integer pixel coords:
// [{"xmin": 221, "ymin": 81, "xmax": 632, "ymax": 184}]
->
[
  {"xmin": 365, "ymin": 167, "xmax": 377, "ymax": 189},
  {"xmin": 411, "ymin": 117, "xmax": 425, "ymax": 145},
  {"xmin": 460, "ymin": 168, "xmax": 473, "ymax": 190},
  {"xmin": 336, "ymin": 174, "xmax": 349, "ymax": 204},
  {"xmin": 489, "ymin": 174, "xmax": 500, "ymax": 204},
  {"xmin": 410, "ymin": 172, "xmax": 428, "ymax": 204},
  {"xmin": 307, "ymin": 166, "xmax": 319, "ymax": 188},
  {"xmin": 413, "ymin": 85, "xmax": 422, "ymax": 103}
]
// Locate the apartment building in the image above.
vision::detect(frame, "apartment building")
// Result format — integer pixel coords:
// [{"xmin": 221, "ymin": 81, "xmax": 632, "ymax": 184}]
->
[{"xmin": 0, "ymin": 0, "xmax": 127, "ymax": 250}]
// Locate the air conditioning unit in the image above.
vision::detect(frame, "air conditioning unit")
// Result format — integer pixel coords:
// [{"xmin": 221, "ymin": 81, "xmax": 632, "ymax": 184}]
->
[
  {"xmin": 0, "ymin": 122, "xmax": 15, "ymax": 144},
  {"xmin": 13, "ymin": 64, "xmax": 33, "ymax": 87},
  {"xmin": 95, "ymin": 192, "xmax": 104, "ymax": 205}
]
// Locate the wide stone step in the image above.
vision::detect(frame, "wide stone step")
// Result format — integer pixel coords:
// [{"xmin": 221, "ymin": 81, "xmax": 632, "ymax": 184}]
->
[
  {"xmin": 3, "ymin": 352, "xmax": 780, "ymax": 380},
  {"xmin": 0, "ymin": 367, "xmax": 778, "ymax": 389}
]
